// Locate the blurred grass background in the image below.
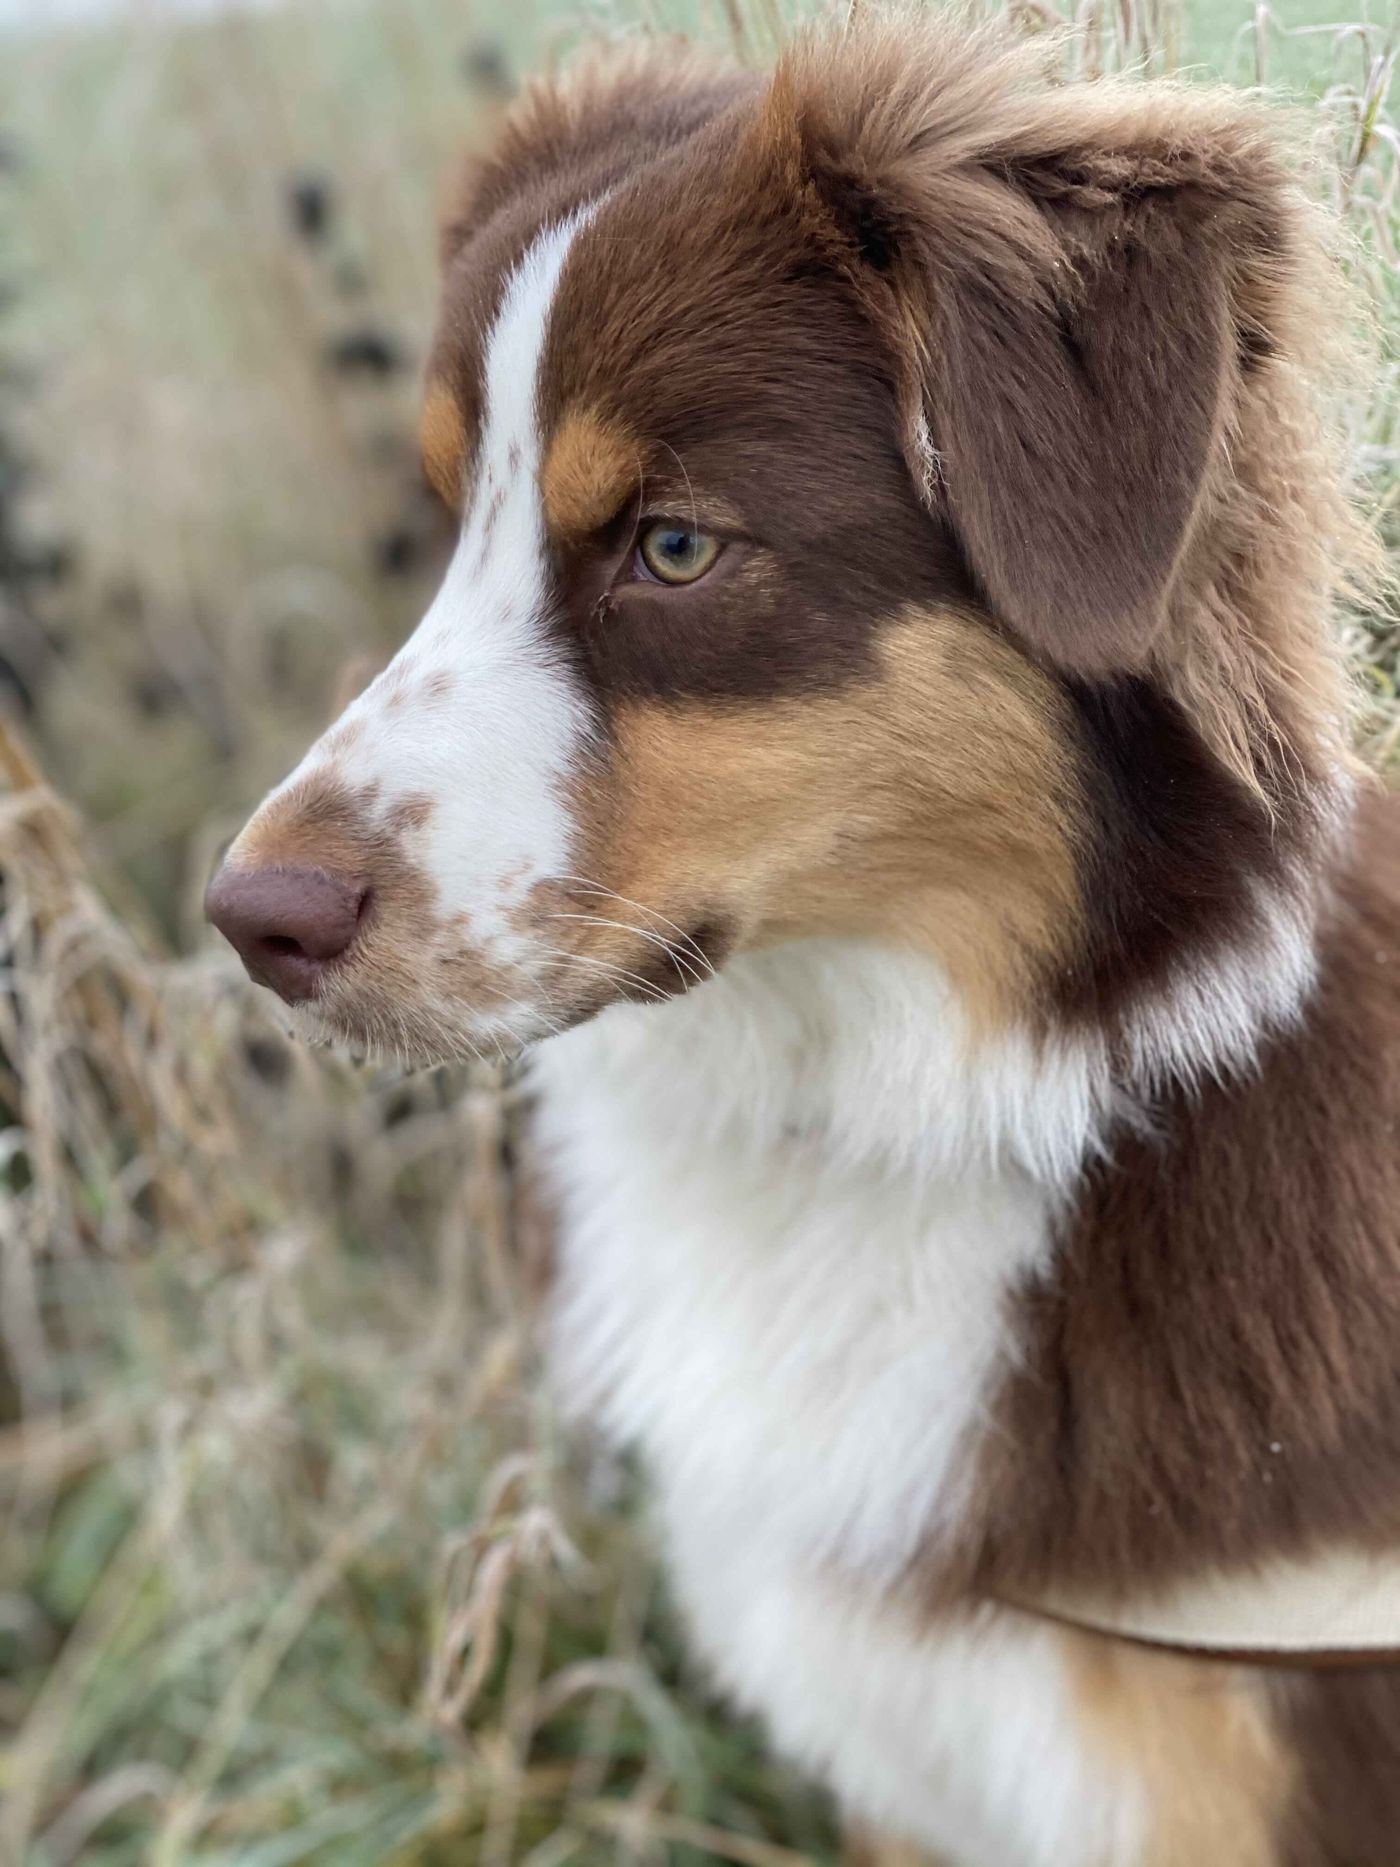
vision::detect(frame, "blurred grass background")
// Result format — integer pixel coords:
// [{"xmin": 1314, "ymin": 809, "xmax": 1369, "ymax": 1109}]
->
[{"xmin": 0, "ymin": 2, "xmax": 1397, "ymax": 1863}]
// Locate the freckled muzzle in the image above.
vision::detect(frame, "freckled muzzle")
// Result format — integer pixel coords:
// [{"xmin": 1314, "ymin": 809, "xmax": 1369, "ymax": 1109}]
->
[{"xmin": 202, "ymin": 753, "xmax": 579, "ymax": 1063}]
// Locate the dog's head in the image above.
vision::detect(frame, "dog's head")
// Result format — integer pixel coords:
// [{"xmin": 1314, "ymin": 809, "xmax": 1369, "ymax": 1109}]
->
[{"xmin": 207, "ymin": 20, "xmax": 1351, "ymax": 1068}]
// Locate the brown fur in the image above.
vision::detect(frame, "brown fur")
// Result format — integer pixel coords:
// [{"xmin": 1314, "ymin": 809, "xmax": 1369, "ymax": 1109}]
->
[
  {"xmin": 967, "ymin": 788, "xmax": 1400, "ymax": 1605},
  {"xmin": 764, "ymin": 24, "xmax": 1361, "ymax": 747},
  {"xmin": 919, "ymin": 785, "xmax": 1400, "ymax": 1857},
  {"xmin": 1278, "ymin": 1668, "xmax": 1400, "ymax": 1862}
]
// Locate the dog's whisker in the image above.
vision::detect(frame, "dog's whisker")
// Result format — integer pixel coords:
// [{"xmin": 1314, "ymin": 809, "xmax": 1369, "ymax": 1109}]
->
[
  {"xmin": 546, "ymin": 875, "xmax": 717, "ymax": 977},
  {"xmin": 531, "ymin": 943, "xmax": 671, "ymax": 1005},
  {"xmin": 541, "ymin": 911, "xmax": 708, "ymax": 988}
]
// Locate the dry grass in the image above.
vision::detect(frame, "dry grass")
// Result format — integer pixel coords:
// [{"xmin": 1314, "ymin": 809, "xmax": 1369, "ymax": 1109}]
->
[
  {"xmin": 1, "ymin": 2, "xmax": 1398, "ymax": 1863},
  {"xmin": 0, "ymin": 713, "xmax": 835, "ymax": 1865}
]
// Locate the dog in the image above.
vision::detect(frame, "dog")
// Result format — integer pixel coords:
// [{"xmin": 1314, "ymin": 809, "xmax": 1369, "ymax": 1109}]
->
[{"xmin": 206, "ymin": 12, "xmax": 1400, "ymax": 1862}]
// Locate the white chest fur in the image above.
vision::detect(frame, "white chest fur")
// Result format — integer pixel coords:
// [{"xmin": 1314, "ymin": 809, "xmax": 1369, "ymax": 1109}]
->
[{"xmin": 533, "ymin": 941, "xmax": 1144, "ymax": 1864}]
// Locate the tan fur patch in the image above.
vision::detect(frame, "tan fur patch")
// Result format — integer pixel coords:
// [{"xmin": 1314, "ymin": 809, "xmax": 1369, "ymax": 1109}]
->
[
  {"xmin": 540, "ymin": 404, "xmax": 637, "ymax": 540},
  {"xmin": 232, "ymin": 775, "xmax": 385, "ymax": 882},
  {"xmin": 566, "ymin": 608, "xmax": 1082, "ymax": 1031},
  {"xmin": 420, "ymin": 379, "xmax": 469, "ymax": 510},
  {"xmin": 1064, "ymin": 1627, "xmax": 1292, "ymax": 1867}
]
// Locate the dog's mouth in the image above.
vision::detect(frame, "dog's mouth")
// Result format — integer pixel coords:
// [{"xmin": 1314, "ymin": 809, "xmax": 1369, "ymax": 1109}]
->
[
  {"xmin": 277, "ymin": 911, "xmax": 732, "ymax": 1071},
  {"xmin": 282, "ymin": 989, "xmax": 555, "ymax": 1072}
]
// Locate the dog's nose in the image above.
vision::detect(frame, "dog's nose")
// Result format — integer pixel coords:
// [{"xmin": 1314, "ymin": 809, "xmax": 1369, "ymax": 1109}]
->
[{"xmin": 205, "ymin": 862, "xmax": 367, "ymax": 1003}]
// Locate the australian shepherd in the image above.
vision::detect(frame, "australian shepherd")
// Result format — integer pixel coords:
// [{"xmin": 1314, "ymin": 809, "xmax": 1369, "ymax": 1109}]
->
[{"xmin": 207, "ymin": 12, "xmax": 1400, "ymax": 1862}]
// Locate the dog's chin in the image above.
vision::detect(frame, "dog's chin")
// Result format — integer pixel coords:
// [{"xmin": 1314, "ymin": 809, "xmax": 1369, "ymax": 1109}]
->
[
  {"xmin": 280, "ymin": 991, "xmax": 564, "ymax": 1071},
  {"xmin": 265, "ymin": 940, "xmax": 699, "ymax": 1067}
]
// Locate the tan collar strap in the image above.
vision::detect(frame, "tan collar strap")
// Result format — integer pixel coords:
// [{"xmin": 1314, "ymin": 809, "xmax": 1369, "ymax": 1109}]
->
[{"xmin": 1016, "ymin": 1547, "xmax": 1400, "ymax": 1665}]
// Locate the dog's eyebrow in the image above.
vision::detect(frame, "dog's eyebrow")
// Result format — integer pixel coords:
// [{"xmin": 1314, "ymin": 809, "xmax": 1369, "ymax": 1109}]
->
[{"xmin": 540, "ymin": 405, "xmax": 639, "ymax": 540}]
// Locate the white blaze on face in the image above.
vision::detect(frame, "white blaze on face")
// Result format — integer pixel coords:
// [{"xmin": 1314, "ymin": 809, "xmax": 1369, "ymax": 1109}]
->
[{"xmin": 270, "ymin": 214, "xmax": 595, "ymax": 1000}]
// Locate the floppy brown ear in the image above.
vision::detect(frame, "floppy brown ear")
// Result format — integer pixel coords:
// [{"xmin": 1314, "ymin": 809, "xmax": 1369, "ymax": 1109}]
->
[
  {"xmin": 918, "ymin": 184, "xmax": 1232, "ymax": 675},
  {"xmin": 768, "ymin": 24, "xmax": 1285, "ymax": 676}
]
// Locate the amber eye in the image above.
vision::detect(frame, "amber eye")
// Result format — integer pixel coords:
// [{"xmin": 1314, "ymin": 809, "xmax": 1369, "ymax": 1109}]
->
[{"xmin": 636, "ymin": 521, "xmax": 722, "ymax": 585}]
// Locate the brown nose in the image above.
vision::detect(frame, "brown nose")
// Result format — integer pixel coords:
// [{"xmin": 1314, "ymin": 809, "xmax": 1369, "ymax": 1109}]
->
[{"xmin": 205, "ymin": 862, "xmax": 367, "ymax": 1003}]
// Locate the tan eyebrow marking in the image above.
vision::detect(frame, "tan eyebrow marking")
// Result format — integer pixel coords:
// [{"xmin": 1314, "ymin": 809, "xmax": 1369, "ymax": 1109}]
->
[
  {"xmin": 541, "ymin": 404, "xmax": 637, "ymax": 540},
  {"xmin": 420, "ymin": 379, "xmax": 469, "ymax": 509}
]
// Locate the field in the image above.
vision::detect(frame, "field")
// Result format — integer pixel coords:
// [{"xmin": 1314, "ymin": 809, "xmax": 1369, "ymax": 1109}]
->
[{"xmin": 1, "ymin": 1, "xmax": 1397, "ymax": 1863}]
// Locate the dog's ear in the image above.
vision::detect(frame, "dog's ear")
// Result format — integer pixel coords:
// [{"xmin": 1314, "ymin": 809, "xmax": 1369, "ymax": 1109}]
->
[
  {"xmin": 916, "ymin": 173, "xmax": 1232, "ymax": 677},
  {"xmin": 763, "ymin": 25, "xmax": 1285, "ymax": 676}
]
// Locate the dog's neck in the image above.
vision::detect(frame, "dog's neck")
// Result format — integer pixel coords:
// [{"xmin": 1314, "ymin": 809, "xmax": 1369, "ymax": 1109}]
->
[
  {"xmin": 566, "ymin": 940, "xmax": 1107, "ymax": 1186},
  {"xmin": 556, "ymin": 849, "xmax": 1336, "ymax": 1194}
]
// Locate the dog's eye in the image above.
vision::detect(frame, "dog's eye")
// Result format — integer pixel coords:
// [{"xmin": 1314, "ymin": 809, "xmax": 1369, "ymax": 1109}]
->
[{"xmin": 636, "ymin": 521, "xmax": 721, "ymax": 586}]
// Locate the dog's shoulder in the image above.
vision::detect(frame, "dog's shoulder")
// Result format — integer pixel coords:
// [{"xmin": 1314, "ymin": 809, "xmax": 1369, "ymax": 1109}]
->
[{"xmin": 976, "ymin": 776, "xmax": 1400, "ymax": 1606}]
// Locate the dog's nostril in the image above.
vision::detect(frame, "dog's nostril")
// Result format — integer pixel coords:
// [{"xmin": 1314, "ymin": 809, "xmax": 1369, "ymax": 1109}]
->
[{"xmin": 204, "ymin": 862, "xmax": 368, "ymax": 1004}]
